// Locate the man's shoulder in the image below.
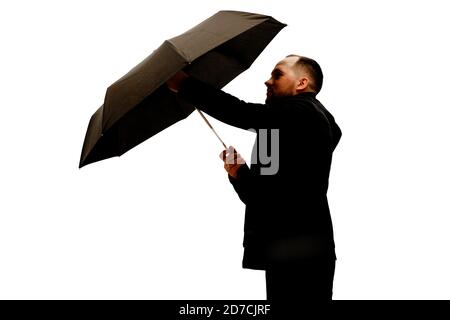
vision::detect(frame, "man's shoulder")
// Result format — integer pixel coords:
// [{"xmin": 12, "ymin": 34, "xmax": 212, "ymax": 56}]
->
[{"xmin": 275, "ymin": 94, "xmax": 322, "ymax": 115}]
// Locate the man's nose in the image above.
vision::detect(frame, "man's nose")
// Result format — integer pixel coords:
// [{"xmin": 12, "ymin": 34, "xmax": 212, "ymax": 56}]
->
[{"xmin": 265, "ymin": 78, "xmax": 272, "ymax": 87}]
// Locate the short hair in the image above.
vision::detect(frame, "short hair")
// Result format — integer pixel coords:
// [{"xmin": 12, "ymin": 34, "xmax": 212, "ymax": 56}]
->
[{"xmin": 286, "ymin": 54, "xmax": 323, "ymax": 94}]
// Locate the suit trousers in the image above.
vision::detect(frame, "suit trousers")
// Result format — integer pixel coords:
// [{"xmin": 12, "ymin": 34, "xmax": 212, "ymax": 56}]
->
[{"xmin": 265, "ymin": 259, "xmax": 336, "ymax": 300}]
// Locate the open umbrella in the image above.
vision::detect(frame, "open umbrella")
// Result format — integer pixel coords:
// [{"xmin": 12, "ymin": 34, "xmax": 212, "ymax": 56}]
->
[{"xmin": 79, "ymin": 10, "xmax": 286, "ymax": 168}]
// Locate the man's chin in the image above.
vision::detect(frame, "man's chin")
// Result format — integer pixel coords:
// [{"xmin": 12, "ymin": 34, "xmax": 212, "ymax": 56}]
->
[{"xmin": 265, "ymin": 95, "xmax": 277, "ymax": 105}]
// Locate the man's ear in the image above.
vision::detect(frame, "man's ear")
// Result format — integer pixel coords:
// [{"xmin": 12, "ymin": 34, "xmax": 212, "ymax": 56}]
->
[{"xmin": 296, "ymin": 77, "xmax": 309, "ymax": 92}]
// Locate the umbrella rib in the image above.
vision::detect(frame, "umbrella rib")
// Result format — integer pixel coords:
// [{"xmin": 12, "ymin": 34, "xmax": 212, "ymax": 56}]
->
[
  {"xmin": 166, "ymin": 40, "xmax": 191, "ymax": 62},
  {"xmin": 195, "ymin": 108, "xmax": 227, "ymax": 149}
]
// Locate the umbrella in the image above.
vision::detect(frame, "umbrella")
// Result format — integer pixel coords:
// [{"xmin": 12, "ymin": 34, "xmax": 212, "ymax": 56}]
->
[{"xmin": 79, "ymin": 10, "xmax": 286, "ymax": 168}]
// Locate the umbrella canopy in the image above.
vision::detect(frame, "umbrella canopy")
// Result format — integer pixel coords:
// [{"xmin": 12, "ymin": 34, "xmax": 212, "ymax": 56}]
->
[{"xmin": 79, "ymin": 10, "xmax": 286, "ymax": 168}]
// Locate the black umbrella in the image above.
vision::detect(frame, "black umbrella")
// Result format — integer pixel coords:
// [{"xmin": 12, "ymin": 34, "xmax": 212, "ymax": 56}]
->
[{"xmin": 79, "ymin": 10, "xmax": 286, "ymax": 168}]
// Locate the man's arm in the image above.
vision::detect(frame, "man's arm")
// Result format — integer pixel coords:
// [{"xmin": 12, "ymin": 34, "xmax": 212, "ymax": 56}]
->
[
  {"xmin": 227, "ymin": 164, "xmax": 253, "ymax": 205},
  {"xmin": 220, "ymin": 146, "xmax": 253, "ymax": 205},
  {"xmin": 167, "ymin": 72, "xmax": 259, "ymax": 202},
  {"xmin": 176, "ymin": 75, "xmax": 283, "ymax": 130}
]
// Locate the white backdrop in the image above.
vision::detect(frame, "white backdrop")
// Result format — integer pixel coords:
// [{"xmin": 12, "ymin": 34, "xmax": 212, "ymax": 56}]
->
[{"xmin": 1, "ymin": 0, "xmax": 449, "ymax": 299}]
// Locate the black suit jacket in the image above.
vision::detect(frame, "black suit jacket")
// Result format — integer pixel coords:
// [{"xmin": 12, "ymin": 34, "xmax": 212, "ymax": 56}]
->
[{"xmin": 179, "ymin": 78, "xmax": 342, "ymax": 270}]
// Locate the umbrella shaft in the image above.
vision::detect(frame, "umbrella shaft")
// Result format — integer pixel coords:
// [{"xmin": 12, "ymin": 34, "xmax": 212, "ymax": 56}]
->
[{"xmin": 195, "ymin": 108, "xmax": 227, "ymax": 149}]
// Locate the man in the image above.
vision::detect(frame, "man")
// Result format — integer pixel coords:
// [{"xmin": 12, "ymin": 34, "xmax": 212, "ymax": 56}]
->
[{"xmin": 167, "ymin": 55, "xmax": 341, "ymax": 300}]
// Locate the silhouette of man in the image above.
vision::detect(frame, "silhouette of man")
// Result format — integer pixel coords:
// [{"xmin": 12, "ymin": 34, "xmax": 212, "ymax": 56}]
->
[{"xmin": 167, "ymin": 55, "xmax": 341, "ymax": 300}]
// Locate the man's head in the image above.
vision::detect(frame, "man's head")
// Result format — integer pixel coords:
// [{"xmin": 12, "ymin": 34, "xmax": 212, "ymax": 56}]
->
[{"xmin": 265, "ymin": 55, "xmax": 323, "ymax": 104}]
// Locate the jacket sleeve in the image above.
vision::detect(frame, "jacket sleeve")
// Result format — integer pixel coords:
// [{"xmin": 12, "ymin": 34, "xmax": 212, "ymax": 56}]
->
[
  {"xmin": 227, "ymin": 164, "xmax": 254, "ymax": 205},
  {"xmin": 178, "ymin": 77, "xmax": 281, "ymax": 130}
]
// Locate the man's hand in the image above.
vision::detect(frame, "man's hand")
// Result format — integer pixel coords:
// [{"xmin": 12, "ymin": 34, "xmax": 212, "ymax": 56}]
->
[
  {"xmin": 166, "ymin": 70, "xmax": 189, "ymax": 93},
  {"xmin": 219, "ymin": 146, "xmax": 246, "ymax": 179}
]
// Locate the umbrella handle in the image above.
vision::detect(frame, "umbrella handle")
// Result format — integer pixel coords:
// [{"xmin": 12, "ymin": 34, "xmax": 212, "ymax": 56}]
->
[{"xmin": 195, "ymin": 108, "xmax": 227, "ymax": 150}]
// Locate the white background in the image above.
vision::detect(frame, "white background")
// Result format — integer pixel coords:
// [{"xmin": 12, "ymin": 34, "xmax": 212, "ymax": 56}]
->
[{"xmin": 1, "ymin": 0, "xmax": 449, "ymax": 299}]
